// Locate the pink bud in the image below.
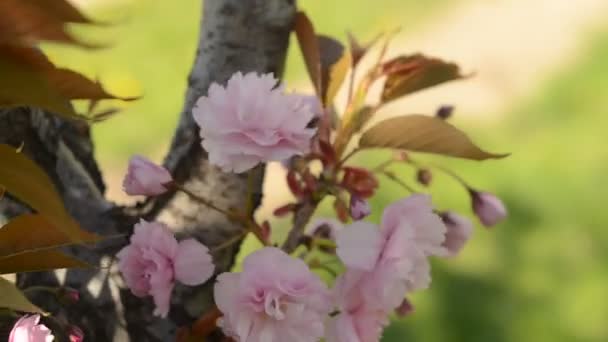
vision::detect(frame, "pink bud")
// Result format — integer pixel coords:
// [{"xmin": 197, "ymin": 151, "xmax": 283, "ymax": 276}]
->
[
  {"xmin": 122, "ymin": 155, "xmax": 172, "ymax": 196},
  {"xmin": 349, "ymin": 195, "xmax": 371, "ymax": 220},
  {"xmin": 395, "ymin": 297, "xmax": 415, "ymax": 317},
  {"xmin": 471, "ymin": 191, "xmax": 507, "ymax": 227},
  {"xmin": 440, "ymin": 211, "xmax": 473, "ymax": 257},
  {"xmin": 69, "ymin": 326, "xmax": 84, "ymax": 342}
]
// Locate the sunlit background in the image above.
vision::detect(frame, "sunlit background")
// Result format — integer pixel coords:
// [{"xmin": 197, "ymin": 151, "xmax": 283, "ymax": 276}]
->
[{"xmin": 47, "ymin": 0, "xmax": 608, "ymax": 340}]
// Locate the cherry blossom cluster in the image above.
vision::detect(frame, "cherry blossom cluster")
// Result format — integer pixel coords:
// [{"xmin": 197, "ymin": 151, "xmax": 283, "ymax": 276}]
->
[{"xmin": 103, "ymin": 71, "xmax": 507, "ymax": 342}]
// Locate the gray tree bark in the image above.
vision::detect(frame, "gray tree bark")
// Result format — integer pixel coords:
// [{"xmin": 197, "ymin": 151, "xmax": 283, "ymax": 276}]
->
[{"xmin": 0, "ymin": 1, "xmax": 296, "ymax": 340}]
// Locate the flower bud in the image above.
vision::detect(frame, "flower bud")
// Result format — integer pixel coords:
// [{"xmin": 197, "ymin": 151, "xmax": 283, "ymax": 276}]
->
[
  {"xmin": 416, "ymin": 168, "xmax": 432, "ymax": 186},
  {"xmin": 349, "ymin": 195, "xmax": 371, "ymax": 220},
  {"xmin": 436, "ymin": 105, "xmax": 454, "ymax": 120},
  {"xmin": 57, "ymin": 286, "xmax": 79, "ymax": 303},
  {"xmin": 334, "ymin": 198, "xmax": 350, "ymax": 223},
  {"xmin": 440, "ymin": 211, "xmax": 473, "ymax": 257},
  {"xmin": 341, "ymin": 167, "xmax": 378, "ymax": 198},
  {"xmin": 471, "ymin": 191, "xmax": 507, "ymax": 227},
  {"xmin": 395, "ymin": 297, "xmax": 414, "ymax": 317},
  {"xmin": 122, "ymin": 155, "xmax": 172, "ymax": 196},
  {"xmin": 306, "ymin": 218, "xmax": 343, "ymax": 253}
]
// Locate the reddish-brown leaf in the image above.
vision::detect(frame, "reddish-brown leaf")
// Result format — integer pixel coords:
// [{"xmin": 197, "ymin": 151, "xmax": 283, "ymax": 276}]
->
[
  {"xmin": 359, "ymin": 115, "xmax": 508, "ymax": 160},
  {"xmin": 0, "ymin": 45, "xmax": 137, "ymax": 119},
  {"xmin": 0, "ymin": 144, "xmax": 89, "ymax": 242},
  {"xmin": 381, "ymin": 54, "xmax": 465, "ymax": 103},
  {"xmin": 0, "ymin": 214, "xmax": 100, "ymax": 258},
  {"xmin": 347, "ymin": 32, "xmax": 381, "ymax": 67},
  {"xmin": 293, "ymin": 13, "xmax": 351, "ymax": 106},
  {"xmin": 294, "ymin": 11, "xmax": 321, "ymax": 93},
  {"xmin": 0, "ymin": 249, "xmax": 91, "ymax": 274},
  {"xmin": 0, "ymin": 0, "xmax": 94, "ymax": 47},
  {"xmin": 318, "ymin": 35, "xmax": 351, "ymax": 106}
]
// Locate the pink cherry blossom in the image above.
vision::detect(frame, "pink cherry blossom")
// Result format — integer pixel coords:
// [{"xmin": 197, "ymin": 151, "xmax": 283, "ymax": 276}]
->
[
  {"xmin": 336, "ymin": 221, "xmax": 382, "ymax": 271},
  {"xmin": 297, "ymin": 94, "xmax": 324, "ymax": 117},
  {"xmin": 441, "ymin": 211, "xmax": 474, "ymax": 257},
  {"xmin": 117, "ymin": 219, "xmax": 214, "ymax": 317},
  {"xmin": 9, "ymin": 314, "xmax": 54, "ymax": 342},
  {"xmin": 122, "ymin": 155, "xmax": 172, "ymax": 196},
  {"xmin": 192, "ymin": 72, "xmax": 316, "ymax": 173},
  {"xmin": 325, "ymin": 272, "xmax": 389, "ymax": 342},
  {"xmin": 471, "ymin": 191, "xmax": 507, "ymax": 227},
  {"xmin": 214, "ymin": 247, "xmax": 331, "ymax": 341},
  {"xmin": 335, "ymin": 194, "xmax": 447, "ymax": 311}
]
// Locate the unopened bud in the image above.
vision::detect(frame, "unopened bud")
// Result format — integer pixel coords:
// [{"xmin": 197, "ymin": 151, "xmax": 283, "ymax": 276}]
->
[
  {"xmin": 341, "ymin": 167, "xmax": 378, "ymax": 198},
  {"xmin": 436, "ymin": 105, "xmax": 454, "ymax": 120},
  {"xmin": 416, "ymin": 168, "xmax": 432, "ymax": 186},
  {"xmin": 440, "ymin": 211, "xmax": 473, "ymax": 257},
  {"xmin": 471, "ymin": 191, "xmax": 507, "ymax": 227},
  {"xmin": 306, "ymin": 219, "xmax": 343, "ymax": 253},
  {"xmin": 349, "ymin": 196, "xmax": 371, "ymax": 220},
  {"xmin": 58, "ymin": 287, "xmax": 80, "ymax": 303},
  {"xmin": 334, "ymin": 198, "xmax": 350, "ymax": 223},
  {"xmin": 395, "ymin": 297, "xmax": 414, "ymax": 317}
]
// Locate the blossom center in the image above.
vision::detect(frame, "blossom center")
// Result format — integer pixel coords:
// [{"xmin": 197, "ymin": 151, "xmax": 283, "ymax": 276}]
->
[{"xmin": 264, "ymin": 293, "xmax": 286, "ymax": 320}]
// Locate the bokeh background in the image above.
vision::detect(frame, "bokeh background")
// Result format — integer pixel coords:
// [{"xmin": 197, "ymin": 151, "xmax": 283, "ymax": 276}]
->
[{"xmin": 47, "ymin": 0, "xmax": 608, "ymax": 340}]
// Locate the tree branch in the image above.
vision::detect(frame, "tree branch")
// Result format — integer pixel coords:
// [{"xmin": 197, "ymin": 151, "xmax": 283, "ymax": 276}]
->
[{"xmin": 0, "ymin": 0, "xmax": 296, "ymax": 340}]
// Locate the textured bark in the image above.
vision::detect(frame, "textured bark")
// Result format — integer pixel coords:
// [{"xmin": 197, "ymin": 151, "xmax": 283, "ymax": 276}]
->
[{"xmin": 0, "ymin": 0, "xmax": 296, "ymax": 341}]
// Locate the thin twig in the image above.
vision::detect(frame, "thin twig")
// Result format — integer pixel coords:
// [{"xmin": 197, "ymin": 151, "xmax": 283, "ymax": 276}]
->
[
  {"xmin": 211, "ymin": 231, "xmax": 248, "ymax": 253},
  {"xmin": 281, "ymin": 200, "xmax": 318, "ymax": 253},
  {"xmin": 382, "ymin": 171, "xmax": 416, "ymax": 193}
]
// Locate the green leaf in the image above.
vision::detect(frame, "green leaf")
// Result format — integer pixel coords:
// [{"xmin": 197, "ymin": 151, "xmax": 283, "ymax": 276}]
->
[
  {"xmin": 0, "ymin": 278, "xmax": 42, "ymax": 313},
  {"xmin": 0, "ymin": 250, "xmax": 91, "ymax": 274},
  {"xmin": 0, "ymin": 144, "xmax": 87, "ymax": 242},
  {"xmin": 381, "ymin": 54, "xmax": 464, "ymax": 103},
  {"xmin": 359, "ymin": 115, "xmax": 508, "ymax": 160},
  {"xmin": 0, "ymin": 214, "xmax": 100, "ymax": 258}
]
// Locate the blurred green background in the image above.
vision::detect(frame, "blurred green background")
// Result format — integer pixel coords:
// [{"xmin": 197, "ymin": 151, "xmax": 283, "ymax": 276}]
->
[{"xmin": 48, "ymin": 0, "xmax": 608, "ymax": 341}]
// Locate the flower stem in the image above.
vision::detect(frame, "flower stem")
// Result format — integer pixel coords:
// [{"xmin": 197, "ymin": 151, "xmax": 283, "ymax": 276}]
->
[{"xmin": 382, "ymin": 171, "xmax": 416, "ymax": 193}]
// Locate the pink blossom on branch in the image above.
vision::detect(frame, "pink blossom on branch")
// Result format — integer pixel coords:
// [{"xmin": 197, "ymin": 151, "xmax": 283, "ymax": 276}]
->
[
  {"xmin": 214, "ymin": 247, "xmax": 331, "ymax": 341},
  {"xmin": 326, "ymin": 273, "xmax": 389, "ymax": 342},
  {"xmin": 9, "ymin": 314, "xmax": 54, "ymax": 342},
  {"xmin": 192, "ymin": 72, "xmax": 317, "ymax": 173},
  {"xmin": 335, "ymin": 194, "xmax": 447, "ymax": 311},
  {"xmin": 122, "ymin": 155, "xmax": 172, "ymax": 196},
  {"xmin": 117, "ymin": 219, "xmax": 214, "ymax": 317}
]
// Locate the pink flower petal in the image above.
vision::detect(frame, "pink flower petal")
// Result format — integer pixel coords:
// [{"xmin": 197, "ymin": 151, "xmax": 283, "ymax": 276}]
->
[
  {"xmin": 174, "ymin": 239, "xmax": 215, "ymax": 286},
  {"xmin": 336, "ymin": 222, "xmax": 383, "ymax": 271}
]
